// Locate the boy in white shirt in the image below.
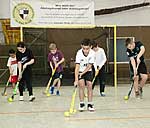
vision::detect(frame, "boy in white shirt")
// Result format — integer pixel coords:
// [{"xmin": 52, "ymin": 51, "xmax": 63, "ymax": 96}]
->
[
  {"xmin": 92, "ymin": 41, "xmax": 107, "ymax": 96},
  {"xmin": 74, "ymin": 39, "xmax": 95, "ymax": 111},
  {"xmin": 7, "ymin": 49, "xmax": 18, "ymax": 90}
]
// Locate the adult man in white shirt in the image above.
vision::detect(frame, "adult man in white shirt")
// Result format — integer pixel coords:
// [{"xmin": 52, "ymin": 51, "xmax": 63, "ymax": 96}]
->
[
  {"xmin": 92, "ymin": 41, "xmax": 107, "ymax": 96},
  {"xmin": 74, "ymin": 39, "xmax": 95, "ymax": 111}
]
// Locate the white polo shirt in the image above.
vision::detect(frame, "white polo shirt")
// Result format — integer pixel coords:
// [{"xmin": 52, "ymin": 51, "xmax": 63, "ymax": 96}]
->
[
  {"xmin": 75, "ymin": 49, "xmax": 95, "ymax": 72},
  {"xmin": 7, "ymin": 56, "xmax": 18, "ymax": 76}
]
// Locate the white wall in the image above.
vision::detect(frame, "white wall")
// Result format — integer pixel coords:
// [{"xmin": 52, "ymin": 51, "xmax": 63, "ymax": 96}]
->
[
  {"xmin": 0, "ymin": 22, "xmax": 5, "ymax": 44},
  {"xmin": 0, "ymin": 0, "xmax": 150, "ymax": 26},
  {"xmin": 0, "ymin": 0, "xmax": 10, "ymax": 18},
  {"xmin": 94, "ymin": 0, "xmax": 150, "ymax": 10},
  {"xmin": 94, "ymin": 0, "xmax": 150, "ymax": 26}
]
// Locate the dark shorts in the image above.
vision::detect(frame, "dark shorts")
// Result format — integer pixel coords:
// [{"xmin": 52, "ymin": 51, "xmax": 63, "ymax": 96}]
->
[
  {"xmin": 53, "ymin": 72, "xmax": 63, "ymax": 80},
  {"xmin": 130, "ymin": 61, "xmax": 147, "ymax": 78},
  {"xmin": 79, "ymin": 71, "xmax": 93, "ymax": 82}
]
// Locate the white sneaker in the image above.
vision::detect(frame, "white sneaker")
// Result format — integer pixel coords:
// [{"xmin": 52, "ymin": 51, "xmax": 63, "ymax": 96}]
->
[
  {"xmin": 79, "ymin": 103, "xmax": 86, "ymax": 112},
  {"xmin": 100, "ymin": 92, "xmax": 106, "ymax": 97},
  {"xmin": 29, "ymin": 95, "xmax": 35, "ymax": 102},
  {"xmin": 19, "ymin": 96, "xmax": 24, "ymax": 101},
  {"xmin": 87, "ymin": 104, "xmax": 95, "ymax": 112}
]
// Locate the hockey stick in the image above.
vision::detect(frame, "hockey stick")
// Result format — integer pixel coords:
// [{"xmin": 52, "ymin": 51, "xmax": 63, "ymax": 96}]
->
[
  {"xmin": 44, "ymin": 68, "xmax": 56, "ymax": 95},
  {"xmin": 124, "ymin": 63, "xmax": 139, "ymax": 100},
  {"xmin": 124, "ymin": 81, "xmax": 134, "ymax": 100},
  {"xmin": 92, "ymin": 73, "xmax": 98, "ymax": 84},
  {"xmin": 92, "ymin": 69, "xmax": 99, "ymax": 89},
  {"xmin": 7, "ymin": 69, "xmax": 24, "ymax": 102},
  {"xmin": 69, "ymin": 85, "xmax": 77, "ymax": 113},
  {"xmin": 64, "ymin": 85, "xmax": 77, "ymax": 117},
  {"xmin": 1, "ymin": 76, "xmax": 10, "ymax": 96},
  {"xmin": 7, "ymin": 82, "xmax": 19, "ymax": 102}
]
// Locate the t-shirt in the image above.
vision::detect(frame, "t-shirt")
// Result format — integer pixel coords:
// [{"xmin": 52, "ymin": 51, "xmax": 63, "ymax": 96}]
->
[
  {"xmin": 94, "ymin": 47, "xmax": 107, "ymax": 70},
  {"xmin": 126, "ymin": 41, "xmax": 144, "ymax": 62},
  {"xmin": 16, "ymin": 48, "xmax": 34, "ymax": 69},
  {"xmin": 7, "ymin": 56, "xmax": 18, "ymax": 76},
  {"xmin": 75, "ymin": 49, "xmax": 95, "ymax": 72},
  {"xmin": 48, "ymin": 50, "xmax": 64, "ymax": 73}
]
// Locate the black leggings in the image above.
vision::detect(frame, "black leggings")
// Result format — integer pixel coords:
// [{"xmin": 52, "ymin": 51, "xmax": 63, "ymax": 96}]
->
[
  {"xmin": 92, "ymin": 65, "xmax": 106, "ymax": 93},
  {"xmin": 19, "ymin": 69, "xmax": 33, "ymax": 96}
]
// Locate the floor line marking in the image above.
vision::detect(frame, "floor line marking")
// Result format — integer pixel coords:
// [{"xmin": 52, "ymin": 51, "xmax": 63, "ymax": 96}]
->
[
  {"xmin": 68, "ymin": 116, "xmax": 150, "ymax": 121},
  {"xmin": 0, "ymin": 107, "xmax": 150, "ymax": 115}
]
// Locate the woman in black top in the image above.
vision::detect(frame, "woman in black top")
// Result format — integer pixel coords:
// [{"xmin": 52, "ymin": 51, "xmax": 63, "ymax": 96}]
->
[{"xmin": 16, "ymin": 42, "xmax": 35, "ymax": 101}]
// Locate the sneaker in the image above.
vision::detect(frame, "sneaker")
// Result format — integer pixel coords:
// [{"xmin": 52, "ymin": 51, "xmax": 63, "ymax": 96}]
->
[
  {"xmin": 29, "ymin": 95, "xmax": 35, "ymax": 102},
  {"xmin": 49, "ymin": 86, "xmax": 54, "ymax": 94},
  {"xmin": 56, "ymin": 90, "xmax": 60, "ymax": 96},
  {"xmin": 138, "ymin": 87, "xmax": 143, "ymax": 99},
  {"xmin": 87, "ymin": 104, "xmax": 95, "ymax": 111},
  {"xmin": 19, "ymin": 96, "xmax": 24, "ymax": 101},
  {"xmin": 79, "ymin": 103, "xmax": 86, "ymax": 112},
  {"xmin": 100, "ymin": 92, "xmax": 106, "ymax": 97},
  {"xmin": 135, "ymin": 91, "xmax": 140, "ymax": 99}
]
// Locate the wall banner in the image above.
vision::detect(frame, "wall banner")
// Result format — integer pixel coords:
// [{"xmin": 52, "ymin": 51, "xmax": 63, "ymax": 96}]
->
[{"xmin": 10, "ymin": 0, "xmax": 95, "ymax": 28}]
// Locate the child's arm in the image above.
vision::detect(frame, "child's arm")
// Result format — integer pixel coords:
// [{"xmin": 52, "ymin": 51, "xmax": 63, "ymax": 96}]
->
[
  {"xmin": 79, "ymin": 64, "xmax": 93, "ymax": 77},
  {"xmin": 74, "ymin": 64, "xmax": 80, "ymax": 86},
  {"xmin": 137, "ymin": 45, "xmax": 145, "ymax": 65},
  {"xmin": 49, "ymin": 61, "xmax": 54, "ymax": 70},
  {"xmin": 130, "ymin": 57, "xmax": 137, "ymax": 78},
  {"xmin": 8, "ymin": 66, "xmax": 13, "ymax": 76},
  {"xmin": 55, "ymin": 50, "xmax": 65, "ymax": 68},
  {"xmin": 79, "ymin": 51, "xmax": 95, "ymax": 77},
  {"xmin": 55, "ymin": 58, "xmax": 65, "ymax": 68},
  {"xmin": 7, "ymin": 58, "xmax": 13, "ymax": 76}
]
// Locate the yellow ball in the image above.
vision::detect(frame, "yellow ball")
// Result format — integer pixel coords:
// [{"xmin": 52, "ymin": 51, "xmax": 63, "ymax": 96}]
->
[
  {"xmin": 73, "ymin": 109, "xmax": 77, "ymax": 114},
  {"xmin": 64, "ymin": 111, "xmax": 70, "ymax": 117},
  {"xmin": 124, "ymin": 96, "xmax": 129, "ymax": 100},
  {"xmin": 8, "ymin": 98, "xmax": 13, "ymax": 102},
  {"xmin": 46, "ymin": 93, "xmax": 50, "ymax": 97}
]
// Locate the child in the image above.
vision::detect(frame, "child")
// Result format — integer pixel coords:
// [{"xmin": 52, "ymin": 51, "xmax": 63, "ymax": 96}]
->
[
  {"xmin": 7, "ymin": 49, "xmax": 18, "ymax": 92},
  {"xmin": 48, "ymin": 43, "xmax": 65, "ymax": 95},
  {"xmin": 16, "ymin": 42, "xmax": 35, "ymax": 101},
  {"xmin": 74, "ymin": 39, "xmax": 95, "ymax": 111},
  {"xmin": 125, "ymin": 38, "xmax": 147, "ymax": 99},
  {"xmin": 92, "ymin": 41, "xmax": 107, "ymax": 97}
]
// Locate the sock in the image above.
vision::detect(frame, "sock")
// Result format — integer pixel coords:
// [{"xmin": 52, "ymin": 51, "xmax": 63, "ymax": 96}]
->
[
  {"xmin": 80, "ymin": 102, "xmax": 84, "ymax": 104},
  {"xmin": 87, "ymin": 102, "xmax": 93, "ymax": 105}
]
